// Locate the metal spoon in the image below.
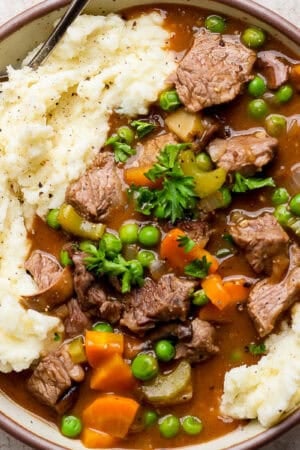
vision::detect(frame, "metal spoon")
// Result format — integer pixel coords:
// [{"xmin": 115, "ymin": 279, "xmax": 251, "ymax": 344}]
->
[{"xmin": 0, "ymin": 0, "xmax": 90, "ymax": 82}]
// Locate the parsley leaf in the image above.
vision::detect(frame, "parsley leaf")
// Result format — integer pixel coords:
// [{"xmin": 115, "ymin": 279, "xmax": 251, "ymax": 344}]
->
[
  {"xmin": 128, "ymin": 186, "xmax": 157, "ymax": 216},
  {"xmin": 131, "ymin": 120, "xmax": 155, "ymax": 138},
  {"xmin": 177, "ymin": 235, "xmax": 196, "ymax": 253},
  {"xmin": 232, "ymin": 172, "xmax": 275, "ymax": 193},
  {"xmin": 105, "ymin": 135, "xmax": 136, "ymax": 163},
  {"xmin": 184, "ymin": 256, "xmax": 211, "ymax": 279},
  {"xmin": 248, "ymin": 343, "xmax": 266, "ymax": 355},
  {"xmin": 156, "ymin": 177, "xmax": 196, "ymax": 223},
  {"xmin": 146, "ymin": 143, "xmax": 191, "ymax": 182}
]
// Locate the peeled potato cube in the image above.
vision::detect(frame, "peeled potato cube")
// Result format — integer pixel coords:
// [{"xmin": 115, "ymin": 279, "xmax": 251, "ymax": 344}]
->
[{"xmin": 165, "ymin": 107, "xmax": 204, "ymax": 142}]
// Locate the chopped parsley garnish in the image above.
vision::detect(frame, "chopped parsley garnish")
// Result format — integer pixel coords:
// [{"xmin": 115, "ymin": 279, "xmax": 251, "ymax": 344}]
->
[
  {"xmin": 177, "ymin": 235, "xmax": 196, "ymax": 253},
  {"xmin": 129, "ymin": 143, "xmax": 197, "ymax": 223},
  {"xmin": 105, "ymin": 134, "xmax": 136, "ymax": 163},
  {"xmin": 248, "ymin": 343, "xmax": 267, "ymax": 355},
  {"xmin": 131, "ymin": 120, "xmax": 156, "ymax": 138},
  {"xmin": 222, "ymin": 233, "xmax": 234, "ymax": 245},
  {"xmin": 83, "ymin": 239, "xmax": 144, "ymax": 293},
  {"xmin": 54, "ymin": 332, "xmax": 61, "ymax": 342},
  {"xmin": 184, "ymin": 256, "xmax": 211, "ymax": 279},
  {"xmin": 232, "ymin": 172, "xmax": 275, "ymax": 193}
]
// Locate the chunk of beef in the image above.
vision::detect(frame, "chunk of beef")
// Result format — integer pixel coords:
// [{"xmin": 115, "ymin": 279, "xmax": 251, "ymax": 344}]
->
[
  {"xmin": 65, "ymin": 152, "xmax": 125, "ymax": 223},
  {"xmin": 248, "ymin": 245, "xmax": 300, "ymax": 336},
  {"xmin": 257, "ymin": 51, "xmax": 289, "ymax": 90},
  {"xmin": 172, "ymin": 29, "xmax": 256, "ymax": 112},
  {"xmin": 176, "ymin": 218, "xmax": 211, "ymax": 247},
  {"xmin": 25, "ymin": 250, "xmax": 62, "ymax": 290},
  {"xmin": 147, "ymin": 322, "xmax": 192, "ymax": 342},
  {"xmin": 207, "ymin": 131, "xmax": 277, "ymax": 175},
  {"xmin": 196, "ymin": 117, "xmax": 220, "ymax": 151},
  {"xmin": 135, "ymin": 132, "xmax": 177, "ymax": 167},
  {"xmin": 88, "ymin": 285, "xmax": 123, "ymax": 324},
  {"xmin": 175, "ymin": 318, "xmax": 219, "ymax": 363},
  {"xmin": 72, "ymin": 252, "xmax": 95, "ymax": 306},
  {"xmin": 64, "ymin": 298, "xmax": 90, "ymax": 338},
  {"xmin": 229, "ymin": 213, "xmax": 289, "ymax": 275},
  {"xmin": 121, "ymin": 274, "xmax": 197, "ymax": 334},
  {"xmin": 27, "ymin": 346, "xmax": 84, "ymax": 409}
]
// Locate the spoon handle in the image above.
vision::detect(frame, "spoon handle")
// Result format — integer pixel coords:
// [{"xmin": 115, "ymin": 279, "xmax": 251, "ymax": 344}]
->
[
  {"xmin": 0, "ymin": 0, "xmax": 90, "ymax": 81},
  {"xmin": 29, "ymin": 0, "xmax": 90, "ymax": 70}
]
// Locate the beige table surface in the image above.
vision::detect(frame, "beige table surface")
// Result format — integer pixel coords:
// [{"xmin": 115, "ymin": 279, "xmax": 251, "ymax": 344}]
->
[{"xmin": 0, "ymin": 0, "xmax": 299, "ymax": 449}]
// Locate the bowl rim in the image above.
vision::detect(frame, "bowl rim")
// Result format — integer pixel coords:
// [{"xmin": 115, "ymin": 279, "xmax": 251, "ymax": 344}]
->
[{"xmin": 0, "ymin": 1, "xmax": 299, "ymax": 449}]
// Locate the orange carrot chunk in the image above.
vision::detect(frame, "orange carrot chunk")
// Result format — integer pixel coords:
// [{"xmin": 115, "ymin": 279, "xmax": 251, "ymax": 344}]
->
[
  {"xmin": 124, "ymin": 166, "xmax": 160, "ymax": 188},
  {"xmin": 90, "ymin": 353, "xmax": 134, "ymax": 391},
  {"xmin": 223, "ymin": 280, "xmax": 250, "ymax": 302},
  {"xmin": 202, "ymin": 274, "xmax": 231, "ymax": 310},
  {"xmin": 83, "ymin": 395, "xmax": 139, "ymax": 438},
  {"xmin": 85, "ymin": 331, "xmax": 124, "ymax": 368},
  {"xmin": 81, "ymin": 428, "xmax": 117, "ymax": 449}
]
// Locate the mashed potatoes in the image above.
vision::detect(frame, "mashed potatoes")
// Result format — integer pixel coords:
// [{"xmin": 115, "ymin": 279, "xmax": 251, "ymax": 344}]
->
[
  {"xmin": 221, "ymin": 303, "xmax": 300, "ymax": 427},
  {"xmin": 0, "ymin": 12, "xmax": 176, "ymax": 372}
]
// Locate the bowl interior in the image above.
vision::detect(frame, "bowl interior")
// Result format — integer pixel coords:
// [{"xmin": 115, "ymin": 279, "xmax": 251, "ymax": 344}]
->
[{"xmin": 0, "ymin": 1, "xmax": 299, "ymax": 449}]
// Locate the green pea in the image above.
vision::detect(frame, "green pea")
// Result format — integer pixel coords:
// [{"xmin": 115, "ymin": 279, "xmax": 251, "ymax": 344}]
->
[
  {"xmin": 265, "ymin": 114, "xmax": 287, "ymax": 137},
  {"xmin": 192, "ymin": 289, "xmax": 209, "ymax": 306},
  {"xmin": 119, "ymin": 222, "xmax": 139, "ymax": 244},
  {"xmin": 248, "ymin": 99, "xmax": 268, "ymax": 119},
  {"xmin": 154, "ymin": 205, "xmax": 166, "ymax": 219},
  {"xmin": 79, "ymin": 240, "xmax": 97, "ymax": 253},
  {"xmin": 46, "ymin": 208, "xmax": 60, "ymax": 230},
  {"xmin": 159, "ymin": 90, "xmax": 181, "ymax": 111},
  {"xmin": 138, "ymin": 225, "xmax": 161, "ymax": 247},
  {"xmin": 290, "ymin": 193, "xmax": 300, "ymax": 216},
  {"xmin": 131, "ymin": 353, "xmax": 158, "ymax": 381},
  {"xmin": 242, "ymin": 27, "xmax": 266, "ymax": 48},
  {"xmin": 92, "ymin": 322, "xmax": 113, "ymax": 333},
  {"xmin": 117, "ymin": 126, "xmax": 134, "ymax": 145},
  {"xmin": 154, "ymin": 340, "xmax": 176, "ymax": 362},
  {"xmin": 101, "ymin": 232, "xmax": 122, "ymax": 257},
  {"xmin": 143, "ymin": 410, "xmax": 158, "ymax": 428},
  {"xmin": 275, "ymin": 85, "xmax": 294, "ymax": 103},
  {"xmin": 274, "ymin": 204, "xmax": 293, "ymax": 226},
  {"xmin": 181, "ymin": 415, "xmax": 203, "ymax": 435},
  {"xmin": 219, "ymin": 187, "xmax": 232, "ymax": 208},
  {"xmin": 248, "ymin": 76, "xmax": 267, "ymax": 97},
  {"xmin": 137, "ymin": 250, "xmax": 156, "ymax": 267},
  {"xmin": 159, "ymin": 414, "xmax": 180, "ymax": 439},
  {"xmin": 205, "ymin": 15, "xmax": 226, "ymax": 33},
  {"xmin": 61, "ymin": 415, "xmax": 82, "ymax": 438},
  {"xmin": 195, "ymin": 152, "xmax": 213, "ymax": 171},
  {"xmin": 60, "ymin": 249, "xmax": 73, "ymax": 267},
  {"xmin": 271, "ymin": 187, "xmax": 289, "ymax": 206}
]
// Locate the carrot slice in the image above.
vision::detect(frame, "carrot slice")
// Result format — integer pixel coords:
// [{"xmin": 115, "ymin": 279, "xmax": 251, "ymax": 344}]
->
[
  {"xmin": 83, "ymin": 395, "xmax": 139, "ymax": 438},
  {"xmin": 223, "ymin": 280, "xmax": 250, "ymax": 302},
  {"xmin": 81, "ymin": 428, "xmax": 117, "ymax": 449},
  {"xmin": 202, "ymin": 274, "xmax": 231, "ymax": 310},
  {"xmin": 85, "ymin": 331, "xmax": 124, "ymax": 368},
  {"xmin": 124, "ymin": 166, "xmax": 160, "ymax": 188},
  {"xmin": 90, "ymin": 353, "xmax": 134, "ymax": 391},
  {"xmin": 160, "ymin": 228, "xmax": 218, "ymax": 273}
]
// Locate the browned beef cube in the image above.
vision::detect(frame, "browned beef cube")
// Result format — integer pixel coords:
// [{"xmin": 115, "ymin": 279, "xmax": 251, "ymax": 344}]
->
[
  {"xmin": 207, "ymin": 131, "xmax": 277, "ymax": 175},
  {"xmin": 175, "ymin": 319, "xmax": 219, "ymax": 363},
  {"xmin": 229, "ymin": 213, "xmax": 289, "ymax": 275},
  {"xmin": 121, "ymin": 274, "xmax": 197, "ymax": 334},
  {"xmin": 27, "ymin": 346, "xmax": 84, "ymax": 408},
  {"xmin": 172, "ymin": 29, "xmax": 256, "ymax": 112},
  {"xmin": 248, "ymin": 245, "xmax": 300, "ymax": 336},
  {"xmin": 65, "ymin": 152, "xmax": 125, "ymax": 223},
  {"xmin": 176, "ymin": 218, "xmax": 211, "ymax": 247},
  {"xmin": 257, "ymin": 51, "xmax": 289, "ymax": 90},
  {"xmin": 135, "ymin": 132, "xmax": 177, "ymax": 167},
  {"xmin": 64, "ymin": 298, "xmax": 90, "ymax": 338},
  {"xmin": 25, "ymin": 250, "xmax": 62, "ymax": 290}
]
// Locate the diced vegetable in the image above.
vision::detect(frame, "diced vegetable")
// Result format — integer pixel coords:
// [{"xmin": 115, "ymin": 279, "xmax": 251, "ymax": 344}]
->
[
  {"xmin": 195, "ymin": 152, "xmax": 213, "ymax": 172},
  {"xmin": 205, "ymin": 15, "xmax": 226, "ymax": 33},
  {"xmin": 83, "ymin": 395, "xmax": 140, "ymax": 438},
  {"xmin": 159, "ymin": 90, "xmax": 181, "ymax": 111},
  {"xmin": 117, "ymin": 126, "xmax": 135, "ymax": 145},
  {"xmin": 92, "ymin": 322, "xmax": 114, "ymax": 333},
  {"xmin": 61, "ymin": 415, "xmax": 82, "ymax": 438},
  {"xmin": 142, "ymin": 360, "xmax": 192, "ymax": 406},
  {"xmin": 165, "ymin": 108, "xmax": 204, "ymax": 141},
  {"xmin": 160, "ymin": 228, "xmax": 218, "ymax": 273},
  {"xmin": 138, "ymin": 225, "xmax": 161, "ymax": 247},
  {"xmin": 275, "ymin": 85, "xmax": 294, "ymax": 103},
  {"xmin": 85, "ymin": 331, "xmax": 124, "ymax": 368},
  {"xmin": 143, "ymin": 410, "xmax": 158, "ymax": 428},
  {"xmin": 154, "ymin": 340, "xmax": 176, "ymax": 362},
  {"xmin": 248, "ymin": 99, "xmax": 268, "ymax": 119},
  {"xmin": 248, "ymin": 75, "xmax": 267, "ymax": 98},
  {"xmin": 131, "ymin": 353, "xmax": 159, "ymax": 381},
  {"xmin": 137, "ymin": 250, "xmax": 156, "ymax": 267},
  {"xmin": 289, "ymin": 193, "xmax": 300, "ymax": 216},
  {"xmin": 202, "ymin": 275, "xmax": 249, "ymax": 310},
  {"xmin": 124, "ymin": 166, "xmax": 160, "ymax": 188},
  {"xmin": 46, "ymin": 208, "xmax": 60, "ymax": 230},
  {"xmin": 119, "ymin": 222, "xmax": 139, "ymax": 245},
  {"xmin": 272, "ymin": 187, "xmax": 289, "ymax": 205},
  {"xmin": 265, "ymin": 114, "xmax": 287, "ymax": 137},
  {"xmin": 181, "ymin": 415, "xmax": 203, "ymax": 435},
  {"xmin": 90, "ymin": 353, "xmax": 134, "ymax": 391},
  {"xmin": 192, "ymin": 289, "xmax": 209, "ymax": 306},
  {"xmin": 159, "ymin": 414, "xmax": 180, "ymax": 439},
  {"xmin": 131, "ymin": 120, "xmax": 155, "ymax": 138},
  {"xmin": 81, "ymin": 428, "xmax": 118, "ymax": 449},
  {"xmin": 60, "ymin": 249, "xmax": 73, "ymax": 267},
  {"xmin": 180, "ymin": 150, "xmax": 226, "ymax": 198},
  {"xmin": 58, "ymin": 204, "xmax": 106, "ymax": 240},
  {"xmin": 68, "ymin": 337, "xmax": 87, "ymax": 364}
]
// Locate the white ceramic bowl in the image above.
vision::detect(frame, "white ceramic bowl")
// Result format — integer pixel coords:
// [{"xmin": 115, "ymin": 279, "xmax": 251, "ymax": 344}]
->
[{"xmin": 0, "ymin": 1, "xmax": 299, "ymax": 449}]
